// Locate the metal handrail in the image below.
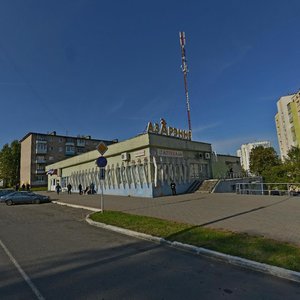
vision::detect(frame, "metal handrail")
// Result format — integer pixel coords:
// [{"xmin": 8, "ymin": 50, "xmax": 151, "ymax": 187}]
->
[{"xmin": 236, "ymin": 182, "xmax": 300, "ymax": 196}]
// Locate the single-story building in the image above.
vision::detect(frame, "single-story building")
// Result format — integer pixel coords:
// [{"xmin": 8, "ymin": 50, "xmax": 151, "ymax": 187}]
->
[{"xmin": 46, "ymin": 130, "xmax": 213, "ymax": 197}]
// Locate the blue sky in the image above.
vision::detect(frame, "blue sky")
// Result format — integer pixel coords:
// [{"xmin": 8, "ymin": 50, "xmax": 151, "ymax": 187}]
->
[{"xmin": 0, "ymin": 0, "xmax": 300, "ymax": 155}]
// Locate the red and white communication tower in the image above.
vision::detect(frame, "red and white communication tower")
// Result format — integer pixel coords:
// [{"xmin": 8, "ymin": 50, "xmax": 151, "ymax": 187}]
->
[{"xmin": 179, "ymin": 31, "xmax": 192, "ymax": 139}]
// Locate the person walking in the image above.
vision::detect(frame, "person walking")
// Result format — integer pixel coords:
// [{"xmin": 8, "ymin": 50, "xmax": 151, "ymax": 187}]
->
[
  {"xmin": 56, "ymin": 182, "xmax": 61, "ymax": 195},
  {"xmin": 67, "ymin": 183, "xmax": 72, "ymax": 194},
  {"xmin": 15, "ymin": 183, "xmax": 20, "ymax": 191},
  {"xmin": 78, "ymin": 183, "xmax": 83, "ymax": 195},
  {"xmin": 26, "ymin": 183, "xmax": 30, "ymax": 191}
]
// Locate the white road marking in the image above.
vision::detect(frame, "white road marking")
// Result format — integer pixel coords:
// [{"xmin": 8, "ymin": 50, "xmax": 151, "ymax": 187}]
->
[{"xmin": 0, "ymin": 239, "xmax": 45, "ymax": 300}]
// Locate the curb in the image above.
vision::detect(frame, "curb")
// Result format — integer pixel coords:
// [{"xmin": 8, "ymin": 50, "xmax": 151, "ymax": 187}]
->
[
  {"xmin": 53, "ymin": 201, "xmax": 300, "ymax": 284},
  {"xmin": 52, "ymin": 201, "xmax": 100, "ymax": 212}
]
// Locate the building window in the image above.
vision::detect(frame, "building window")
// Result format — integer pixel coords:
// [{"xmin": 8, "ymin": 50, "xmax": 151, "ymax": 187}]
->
[
  {"xmin": 59, "ymin": 147, "xmax": 63, "ymax": 152},
  {"xmin": 36, "ymin": 164, "xmax": 45, "ymax": 170},
  {"xmin": 65, "ymin": 145, "xmax": 75, "ymax": 155},
  {"xmin": 36, "ymin": 143, "xmax": 47, "ymax": 154},
  {"xmin": 36, "ymin": 175, "xmax": 45, "ymax": 182},
  {"xmin": 66, "ymin": 138, "xmax": 75, "ymax": 144},
  {"xmin": 77, "ymin": 139, "xmax": 85, "ymax": 147},
  {"xmin": 59, "ymin": 138, "xmax": 63, "ymax": 143},
  {"xmin": 49, "ymin": 156, "xmax": 54, "ymax": 161},
  {"xmin": 37, "ymin": 135, "xmax": 47, "ymax": 141}
]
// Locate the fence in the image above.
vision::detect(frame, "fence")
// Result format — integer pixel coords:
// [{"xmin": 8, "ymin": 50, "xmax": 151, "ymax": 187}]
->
[{"xmin": 236, "ymin": 182, "xmax": 300, "ymax": 196}]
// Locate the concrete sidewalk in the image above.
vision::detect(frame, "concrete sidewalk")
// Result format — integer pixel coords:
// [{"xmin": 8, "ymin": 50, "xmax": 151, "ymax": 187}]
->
[{"xmin": 41, "ymin": 191, "xmax": 300, "ymax": 246}]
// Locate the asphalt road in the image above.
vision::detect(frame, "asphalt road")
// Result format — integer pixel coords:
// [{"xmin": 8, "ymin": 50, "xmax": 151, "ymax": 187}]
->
[{"xmin": 0, "ymin": 202, "xmax": 300, "ymax": 300}]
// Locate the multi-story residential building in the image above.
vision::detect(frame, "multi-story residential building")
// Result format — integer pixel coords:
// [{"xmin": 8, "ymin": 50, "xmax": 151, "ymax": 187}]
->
[
  {"xmin": 20, "ymin": 131, "xmax": 117, "ymax": 187},
  {"xmin": 237, "ymin": 141, "xmax": 271, "ymax": 173},
  {"xmin": 275, "ymin": 92, "xmax": 300, "ymax": 160}
]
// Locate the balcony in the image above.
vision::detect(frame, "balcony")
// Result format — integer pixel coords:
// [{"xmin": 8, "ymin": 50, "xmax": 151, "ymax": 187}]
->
[
  {"xmin": 36, "ymin": 169, "xmax": 45, "ymax": 174},
  {"xmin": 36, "ymin": 148, "xmax": 47, "ymax": 154},
  {"xmin": 65, "ymin": 145, "xmax": 75, "ymax": 156},
  {"xmin": 65, "ymin": 142, "xmax": 75, "ymax": 146},
  {"xmin": 66, "ymin": 138, "xmax": 75, "ymax": 146},
  {"xmin": 36, "ymin": 139, "xmax": 47, "ymax": 144},
  {"xmin": 65, "ymin": 150, "xmax": 75, "ymax": 156},
  {"xmin": 35, "ymin": 158, "xmax": 47, "ymax": 164}
]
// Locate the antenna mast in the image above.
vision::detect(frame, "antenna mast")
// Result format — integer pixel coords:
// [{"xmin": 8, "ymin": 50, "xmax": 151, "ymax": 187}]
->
[{"xmin": 179, "ymin": 31, "xmax": 192, "ymax": 140}]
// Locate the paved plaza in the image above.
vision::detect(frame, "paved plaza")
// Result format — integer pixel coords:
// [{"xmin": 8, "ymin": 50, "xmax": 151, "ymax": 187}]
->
[{"xmin": 42, "ymin": 191, "xmax": 300, "ymax": 246}]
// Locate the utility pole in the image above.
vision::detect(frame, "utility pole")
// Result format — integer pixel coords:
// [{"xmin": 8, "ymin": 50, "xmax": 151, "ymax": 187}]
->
[{"xmin": 179, "ymin": 31, "xmax": 192, "ymax": 140}]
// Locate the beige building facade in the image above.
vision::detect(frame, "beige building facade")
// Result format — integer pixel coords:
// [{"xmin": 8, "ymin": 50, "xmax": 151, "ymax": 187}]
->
[
  {"xmin": 275, "ymin": 93, "xmax": 300, "ymax": 160},
  {"xmin": 46, "ymin": 132, "xmax": 213, "ymax": 197},
  {"xmin": 20, "ymin": 131, "xmax": 117, "ymax": 187}
]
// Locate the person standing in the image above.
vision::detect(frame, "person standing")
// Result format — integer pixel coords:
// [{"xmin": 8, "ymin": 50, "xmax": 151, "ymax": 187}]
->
[
  {"xmin": 15, "ymin": 183, "xmax": 20, "ymax": 191},
  {"xmin": 26, "ymin": 183, "xmax": 30, "ymax": 191},
  {"xmin": 170, "ymin": 180, "xmax": 177, "ymax": 195},
  {"xmin": 78, "ymin": 183, "xmax": 83, "ymax": 195},
  {"xmin": 90, "ymin": 182, "xmax": 95, "ymax": 194},
  {"xmin": 67, "ymin": 183, "xmax": 72, "ymax": 194},
  {"xmin": 56, "ymin": 182, "xmax": 61, "ymax": 195}
]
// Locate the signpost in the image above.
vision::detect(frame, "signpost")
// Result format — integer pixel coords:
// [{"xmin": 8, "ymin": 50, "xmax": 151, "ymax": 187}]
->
[{"xmin": 96, "ymin": 142, "xmax": 108, "ymax": 213}]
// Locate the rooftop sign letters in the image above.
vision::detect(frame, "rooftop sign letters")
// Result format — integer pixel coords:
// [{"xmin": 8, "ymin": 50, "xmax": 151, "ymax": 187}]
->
[{"xmin": 147, "ymin": 118, "xmax": 191, "ymax": 140}]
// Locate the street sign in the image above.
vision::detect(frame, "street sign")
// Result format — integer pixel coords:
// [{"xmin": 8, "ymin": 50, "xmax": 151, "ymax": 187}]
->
[
  {"xmin": 96, "ymin": 141, "xmax": 108, "ymax": 155},
  {"xmin": 96, "ymin": 156, "xmax": 107, "ymax": 168}
]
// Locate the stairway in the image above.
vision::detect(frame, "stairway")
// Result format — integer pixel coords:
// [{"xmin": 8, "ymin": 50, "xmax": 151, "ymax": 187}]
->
[
  {"xmin": 197, "ymin": 179, "xmax": 219, "ymax": 193},
  {"xmin": 185, "ymin": 180, "xmax": 202, "ymax": 194}
]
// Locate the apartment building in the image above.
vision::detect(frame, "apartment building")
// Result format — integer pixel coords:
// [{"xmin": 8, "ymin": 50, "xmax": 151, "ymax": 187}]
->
[
  {"xmin": 20, "ymin": 131, "xmax": 117, "ymax": 187},
  {"xmin": 275, "ymin": 92, "xmax": 300, "ymax": 160},
  {"xmin": 237, "ymin": 141, "xmax": 271, "ymax": 173}
]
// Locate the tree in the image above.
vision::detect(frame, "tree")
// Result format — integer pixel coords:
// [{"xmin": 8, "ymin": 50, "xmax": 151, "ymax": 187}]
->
[
  {"xmin": 284, "ymin": 146, "xmax": 300, "ymax": 182},
  {"xmin": 0, "ymin": 140, "xmax": 21, "ymax": 187},
  {"xmin": 249, "ymin": 146, "xmax": 280, "ymax": 176},
  {"xmin": 261, "ymin": 164, "xmax": 289, "ymax": 183}
]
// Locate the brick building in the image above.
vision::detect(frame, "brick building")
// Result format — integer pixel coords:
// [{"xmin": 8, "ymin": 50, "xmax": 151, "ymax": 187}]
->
[{"xmin": 20, "ymin": 131, "xmax": 117, "ymax": 187}]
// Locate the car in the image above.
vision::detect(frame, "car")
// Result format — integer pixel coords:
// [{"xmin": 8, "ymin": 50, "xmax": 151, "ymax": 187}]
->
[
  {"xmin": 0, "ymin": 189, "xmax": 14, "ymax": 197},
  {"xmin": 0, "ymin": 191, "xmax": 51, "ymax": 205}
]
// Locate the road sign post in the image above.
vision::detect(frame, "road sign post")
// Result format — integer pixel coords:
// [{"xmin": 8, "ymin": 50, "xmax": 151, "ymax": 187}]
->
[
  {"xmin": 100, "ymin": 172, "xmax": 104, "ymax": 213},
  {"xmin": 96, "ymin": 142, "xmax": 108, "ymax": 213}
]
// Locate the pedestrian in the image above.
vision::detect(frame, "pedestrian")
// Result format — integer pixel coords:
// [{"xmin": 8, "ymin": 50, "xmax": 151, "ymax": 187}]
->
[
  {"xmin": 229, "ymin": 167, "xmax": 233, "ymax": 178},
  {"xmin": 90, "ymin": 182, "xmax": 95, "ymax": 194},
  {"xmin": 56, "ymin": 182, "xmax": 61, "ymax": 195},
  {"xmin": 26, "ymin": 183, "xmax": 30, "ymax": 191},
  {"xmin": 15, "ymin": 183, "xmax": 20, "ymax": 191},
  {"xmin": 67, "ymin": 183, "xmax": 72, "ymax": 194},
  {"xmin": 84, "ymin": 186, "xmax": 89, "ymax": 194},
  {"xmin": 170, "ymin": 180, "xmax": 176, "ymax": 195},
  {"xmin": 21, "ymin": 183, "xmax": 25, "ymax": 191},
  {"xmin": 78, "ymin": 183, "xmax": 83, "ymax": 195}
]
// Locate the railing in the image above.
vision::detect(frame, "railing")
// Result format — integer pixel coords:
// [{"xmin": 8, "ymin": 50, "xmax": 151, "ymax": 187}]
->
[
  {"xmin": 36, "ymin": 148, "xmax": 47, "ymax": 154},
  {"xmin": 35, "ymin": 159, "xmax": 47, "ymax": 164},
  {"xmin": 214, "ymin": 172, "xmax": 247, "ymax": 180},
  {"xmin": 236, "ymin": 182, "xmax": 300, "ymax": 196},
  {"xmin": 35, "ymin": 169, "xmax": 45, "ymax": 174}
]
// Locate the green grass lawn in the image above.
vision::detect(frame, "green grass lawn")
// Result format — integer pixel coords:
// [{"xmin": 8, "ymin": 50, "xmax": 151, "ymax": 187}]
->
[{"xmin": 90, "ymin": 210, "xmax": 300, "ymax": 272}]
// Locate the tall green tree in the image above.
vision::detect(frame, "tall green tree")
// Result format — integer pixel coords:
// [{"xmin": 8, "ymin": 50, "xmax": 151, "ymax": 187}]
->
[
  {"xmin": 249, "ymin": 146, "xmax": 280, "ymax": 176},
  {"xmin": 0, "ymin": 140, "xmax": 21, "ymax": 187},
  {"xmin": 284, "ymin": 146, "xmax": 300, "ymax": 182}
]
